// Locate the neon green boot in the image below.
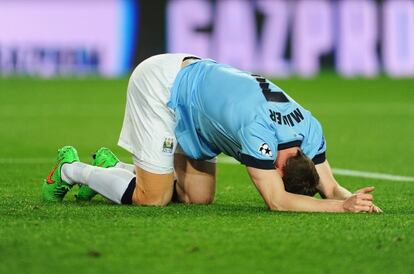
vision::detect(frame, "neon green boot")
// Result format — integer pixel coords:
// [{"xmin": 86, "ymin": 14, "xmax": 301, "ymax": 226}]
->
[
  {"xmin": 76, "ymin": 147, "xmax": 120, "ymax": 201},
  {"xmin": 42, "ymin": 146, "xmax": 79, "ymax": 202}
]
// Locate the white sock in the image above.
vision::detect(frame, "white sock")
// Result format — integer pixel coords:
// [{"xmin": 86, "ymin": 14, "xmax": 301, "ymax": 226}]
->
[
  {"xmin": 114, "ymin": 162, "xmax": 136, "ymax": 174},
  {"xmin": 61, "ymin": 162, "xmax": 135, "ymax": 204},
  {"xmin": 61, "ymin": 162, "xmax": 88, "ymax": 185}
]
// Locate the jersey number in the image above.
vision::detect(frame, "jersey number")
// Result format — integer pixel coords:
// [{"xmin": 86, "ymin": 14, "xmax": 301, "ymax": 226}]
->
[{"xmin": 251, "ymin": 74, "xmax": 289, "ymax": 103}]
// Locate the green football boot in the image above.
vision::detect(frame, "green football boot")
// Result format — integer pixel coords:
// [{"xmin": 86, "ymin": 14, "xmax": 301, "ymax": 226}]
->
[
  {"xmin": 76, "ymin": 147, "xmax": 120, "ymax": 201},
  {"xmin": 42, "ymin": 146, "xmax": 79, "ymax": 202}
]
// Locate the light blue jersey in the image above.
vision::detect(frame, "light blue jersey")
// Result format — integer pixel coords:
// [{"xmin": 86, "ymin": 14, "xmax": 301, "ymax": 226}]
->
[{"xmin": 168, "ymin": 59, "xmax": 326, "ymax": 169}]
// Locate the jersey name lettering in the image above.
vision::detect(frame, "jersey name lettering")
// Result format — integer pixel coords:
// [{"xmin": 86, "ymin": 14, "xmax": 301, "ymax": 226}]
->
[{"xmin": 269, "ymin": 108, "xmax": 304, "ymax": 127}]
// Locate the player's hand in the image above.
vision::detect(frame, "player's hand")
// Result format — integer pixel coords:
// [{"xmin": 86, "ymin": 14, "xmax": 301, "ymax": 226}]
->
[
  {"xmin": 370, "ymin": 204, "xmax": 383, "ymax": 213},
  {"xmin": 356, "ymin": 187, "xmax": 383, "ymax": 213},
  {"xmin": 343, "ymin": 186, "xmax": 375, "ymax": 213}
]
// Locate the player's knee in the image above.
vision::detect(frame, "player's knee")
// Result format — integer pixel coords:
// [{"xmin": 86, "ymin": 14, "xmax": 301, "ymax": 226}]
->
[
  {"xmin": 132, "ymin": 196, "xmax": 170, "ymax": 206},
  {"xmin": 144, "ymin": 200, "xmax": 169, "ymax": 206},
  {"xmin": 132, "ymin": 189, "xmax": 172, "ymax": 206},
  {"xmin": 187, "ymin": 193, "xmax": 214, "ymax": 205},
  {"xmin": 174, "ymin": 176, "xmax": 215, "ymax": 205},
  {"xmin": 177, "ymin": 190, "xmax": 213, "ymax": 205}
]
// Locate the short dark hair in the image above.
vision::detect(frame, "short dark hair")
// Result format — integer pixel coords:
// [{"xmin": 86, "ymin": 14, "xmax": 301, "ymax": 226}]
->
[{"xmin": 282, "ymin": 150, "xmax": 319, "ymax": 196}]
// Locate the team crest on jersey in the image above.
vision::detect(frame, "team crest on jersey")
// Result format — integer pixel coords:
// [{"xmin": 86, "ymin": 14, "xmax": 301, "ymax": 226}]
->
[
  {"xmin": 259, "ymin": 143, "xmax": 272, "ymax": 157},
  {"xmin": 162, "ymin": 137, "xmax": 174, "ymax": 154}
]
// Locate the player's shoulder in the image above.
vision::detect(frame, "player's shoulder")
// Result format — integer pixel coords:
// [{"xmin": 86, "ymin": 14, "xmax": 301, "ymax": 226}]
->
[{"xmin": 237, "ymin": 120, "xmax": 278, "ymax": 169}]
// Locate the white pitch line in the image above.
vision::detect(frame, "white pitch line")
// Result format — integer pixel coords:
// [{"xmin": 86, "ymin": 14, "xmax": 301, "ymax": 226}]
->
[
  {"xmin": 331, "ymin": 168, "xmax": 414, "ymax": 182},
  {"xmin": 1, "ymin": 157, "xmax": 413, "ymax": 182},
  {"xmin": 0, "ymin": 158, "xmax": 52, "ymax": 164}
]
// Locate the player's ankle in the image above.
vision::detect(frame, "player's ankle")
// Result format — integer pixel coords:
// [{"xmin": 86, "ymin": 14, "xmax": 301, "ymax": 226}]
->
[{"xmin": 61, "ymin": 163, "xmax": 76, "ymax": 185}]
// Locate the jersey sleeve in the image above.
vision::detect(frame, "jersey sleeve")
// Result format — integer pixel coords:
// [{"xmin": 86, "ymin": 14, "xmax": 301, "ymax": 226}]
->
[
  {"xmin": 312, "ymin": 136, "xmax": 326, "ymax": 164},
  {"xmin": 238, "ymin": 123, "xmax": 277, "ymax": 170},
  {"xmin": 306, "ymin": 116, "xmax": 327, "ymax": 165}
]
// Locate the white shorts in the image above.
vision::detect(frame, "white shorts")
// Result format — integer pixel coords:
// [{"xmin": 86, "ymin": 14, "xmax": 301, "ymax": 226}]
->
[{"xmin": 118, "ymin": 53, "xmax": 205, "ymax": 174}]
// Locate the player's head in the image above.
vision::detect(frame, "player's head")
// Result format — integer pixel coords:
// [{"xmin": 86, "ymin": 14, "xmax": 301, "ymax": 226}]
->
[{"xmin": 282, "ymin": 150, "xmax": 319, "ymax": 196}]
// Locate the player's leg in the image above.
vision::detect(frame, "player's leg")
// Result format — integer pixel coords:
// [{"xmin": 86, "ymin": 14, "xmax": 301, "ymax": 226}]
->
[
  {"xmin": 117, "ymin": 54, "xmax": 188, "ymax": 205},
  {"xmin": 43, "ymin": 54, "xmax": 185, "ymax": 204},
  {"xmin": 173, "ymin": 153, "xmax": 216, "ymax": 204},
  {"xmin": 76, "ymin": 147, "xmax": 136, "ymax": 201},
  {"xmin": 62, "ymin": 159, "xmax": 174, "ymax": 205},
  {"xmin": 132, "ymin": 166, "xmax": 174, "ymax": 205},
  {"xmin": 114, "ymin": 161, "xmax": 135, "ymax": 174},
  {"xmin": 61, "ymin": 160, "xmax": 135, "ymax": 204},
  {"xmin": 42, "ymin": 145, "xmax": 136, "ymax": 204},
  {"xmin": 72, "ymin": 148, "xmax": 172, "ymax": 205}
]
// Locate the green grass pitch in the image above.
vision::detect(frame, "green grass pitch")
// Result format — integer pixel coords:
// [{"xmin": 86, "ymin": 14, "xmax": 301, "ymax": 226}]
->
[{"xmin": 0, "ymin": 75, "xmax": 413, "ymax": 274}]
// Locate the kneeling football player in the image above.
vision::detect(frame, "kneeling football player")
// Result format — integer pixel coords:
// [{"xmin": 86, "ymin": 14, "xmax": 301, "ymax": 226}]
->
[{"xmin": 42, "ymin": 54, "xmax": 381, "ymax": 213}]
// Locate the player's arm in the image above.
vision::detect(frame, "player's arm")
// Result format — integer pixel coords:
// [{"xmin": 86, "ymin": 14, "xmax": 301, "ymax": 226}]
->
[
  {"xmin": 246, "ymin": 166, "xmax": 375, "ymax": 213},
  {"xmin": 315, "ymin": 160, "xmax": 383, "ymax": 212},
  {"xmin": 315, "ymin": 160, "xmax": 352, "ymax": 200}
]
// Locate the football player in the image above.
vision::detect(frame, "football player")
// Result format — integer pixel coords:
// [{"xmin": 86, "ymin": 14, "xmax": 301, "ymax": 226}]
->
[{"xmin": 42, "ymin": 54, "xmax": 381, "ymax": 213}]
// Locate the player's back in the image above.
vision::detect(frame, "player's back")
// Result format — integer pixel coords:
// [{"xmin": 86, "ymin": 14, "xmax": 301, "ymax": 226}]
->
[{"xmin": 168, "ymin": 59, "xmax": 325, "ymax": 165}]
